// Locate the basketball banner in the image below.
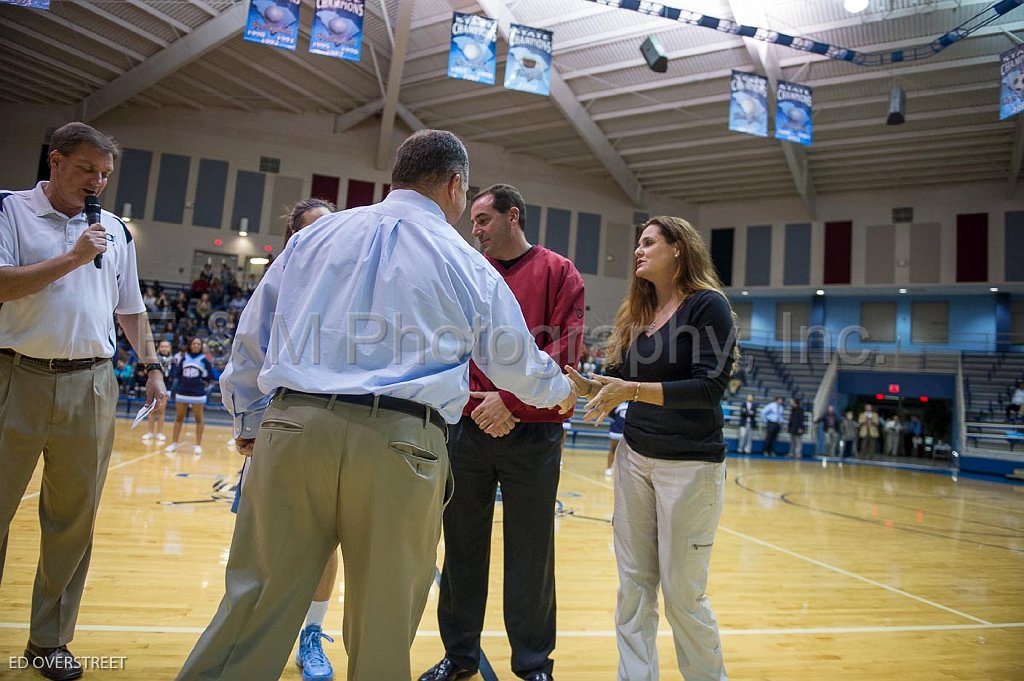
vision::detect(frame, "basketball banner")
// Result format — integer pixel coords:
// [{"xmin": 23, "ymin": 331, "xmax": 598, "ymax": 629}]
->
[
  {"xmin": 244, "ymin": 0, "xmax": 301, "ymax": 51},
  {"xmin": 309, "ymin": 0, "xmax": 364, "ymax": 61},
  {"xmin": 775, "ymin": 80, "xmax": 813, "ymax": 146},
  {"xmin": 448, "ymin": 12, "xmax": 498, "ymax": 85},
  {"xmin": 729, "ymin": 71, "xmax": 768, "ymax": 138},
  {"xmin": 503, "ymin": 23, "xmax": 553, "ymax": 97},
  {"xmin": 0, "ymin": 0, "xmax": 49, "ymax": 7},
  {"xmin": 1001, "ymin": 44, "xmax": 1024, "ymax": 120}
]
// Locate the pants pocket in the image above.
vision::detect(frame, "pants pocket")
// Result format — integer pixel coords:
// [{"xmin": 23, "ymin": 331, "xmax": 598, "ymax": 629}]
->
[{"xmin": 261, "ymin": 418, "xmax": 304, "ymax": 433}]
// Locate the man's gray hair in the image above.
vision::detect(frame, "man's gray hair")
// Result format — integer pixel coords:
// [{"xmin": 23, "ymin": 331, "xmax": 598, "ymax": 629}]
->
[
  {"xmin": 48, "ymin": 122, "xmax": 121, "ymax": 160},
  {"xmin": 391, "ymin": 129, "xmax": 469, "ymax": 189}
]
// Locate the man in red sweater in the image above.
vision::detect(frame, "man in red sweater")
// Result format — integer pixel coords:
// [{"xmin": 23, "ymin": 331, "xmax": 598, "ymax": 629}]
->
[{"xmin": 419, "ymin": 185, "xmax": 585, "ymax": 681}]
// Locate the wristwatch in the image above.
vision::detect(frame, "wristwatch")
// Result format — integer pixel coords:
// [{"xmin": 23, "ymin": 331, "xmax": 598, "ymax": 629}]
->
[{"xmin": 144, "ymin": 363, "xmax": 163, "ymax": 373}]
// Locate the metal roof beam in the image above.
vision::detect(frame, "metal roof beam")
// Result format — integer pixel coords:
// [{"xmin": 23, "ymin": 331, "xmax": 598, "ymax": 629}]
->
[
  {"xmin": 76, "ymin": 1, "xmax": 248, "ymax": 121},
  {"xmin": 376, "ymin": 0, "xmax": 415, "ymax": 169},
  {"xmin": 124, "ymin": 0, "xmax": 193, "ymax": 35},
  {"xmin": 193, "ymin": 60, "xmax": 302, "ymax": 113},
  {"xmin": 475, "ymin": 0, "xmax": 644, "ymax": 206},
  {"xmin": 65, "ymin": 0, "xmax": 168, "ymax": 47}
]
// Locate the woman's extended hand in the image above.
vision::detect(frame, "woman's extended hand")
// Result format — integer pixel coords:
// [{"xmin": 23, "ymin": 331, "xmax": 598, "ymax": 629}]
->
[{"xmin": 566, "ymin": 366, "xmax": 637, "ymax": 425}]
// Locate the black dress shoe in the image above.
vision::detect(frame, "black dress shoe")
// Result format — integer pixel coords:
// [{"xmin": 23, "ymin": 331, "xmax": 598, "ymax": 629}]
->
[
  {"xmin": 523, "ymin": 673, "xmax": 554, "ymax": 681},
  {"xmin": 24, "ymin": 643, "xmax": 84, "ymax": 681},
  {"xmin": 418, "ymin": 656, "xmax": 477, "ymax": 681}
]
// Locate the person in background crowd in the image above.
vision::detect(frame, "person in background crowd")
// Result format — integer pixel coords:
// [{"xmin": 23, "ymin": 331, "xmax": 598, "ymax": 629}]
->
[
  {"xmin": 1006, "ymin": 381, "xmax": 1024, "ymax": 422},
  {"xmin": 787, "ymin": 398, "xmax": 806, "ymax": 458},
  {"xmin": 737, "ymin": 394, "xmax": 757, "ymax": 455},
  {"xmin": 816, "ymin": 405, "xmax": 840, "ymax": 457},
  {"xmin": 142, "ymin": 340, "xmax": 176, "ymax": 444},
  {"xmin": 114, "ymin": 357, "xmax": 133, "ymax": 395},
  {"xmin": 884, "ymin": 414, "xmax": 905, "ymax": 457},
  {"xmin": 143, "ymin": 286, "xmax": 158, "ymax": 313},
  {"xmin": 164, "ymin": 337, "xmax": 217, "ymax": 456},
  {"xmin": 840, "ymin": 409, "xmax": 859, "ymax": 458},
  {"xmin": 858, "ymin": 403, "xmax": 881, "ymax": 457},
  {"xmin": 761, "ymin": 396, "xmax": 784, "ymax": 457},
  {"xmin": 905, "ymin": 414, "xmax": 923, "ymax": 456}
]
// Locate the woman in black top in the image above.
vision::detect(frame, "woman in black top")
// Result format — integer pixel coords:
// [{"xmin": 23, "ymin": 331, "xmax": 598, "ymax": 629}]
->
[{"xmin": 567, "ymin": 216, "xmax": 736, "ymax": 681}]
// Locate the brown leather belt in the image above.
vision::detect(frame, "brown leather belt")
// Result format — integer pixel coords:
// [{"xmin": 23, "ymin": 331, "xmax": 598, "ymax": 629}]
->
[
  {"xmin": 276, "ymin": 387, "xmax": 448, "ymax": 434},
  {"xmin": 1, "ymin": 348, "xmax": 109, "ymax": 373}
]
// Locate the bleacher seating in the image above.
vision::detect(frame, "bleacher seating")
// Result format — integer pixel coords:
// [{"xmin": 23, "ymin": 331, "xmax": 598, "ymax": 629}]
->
[{"xmin": 962, "ymin": 352, "xmax": 1024, "ymax": 422}]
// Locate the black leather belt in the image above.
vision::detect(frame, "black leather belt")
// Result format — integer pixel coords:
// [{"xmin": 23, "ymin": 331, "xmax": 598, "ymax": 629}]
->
[
  {"xmin": 277, "ymin": 388, "xmax": 447, "ymax": 433},
  {"xmin": 1, "ymin": 348, "xmax": 109, "ymax": 373}
]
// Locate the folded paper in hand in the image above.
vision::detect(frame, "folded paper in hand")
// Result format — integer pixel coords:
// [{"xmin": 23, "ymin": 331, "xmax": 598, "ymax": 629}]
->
[{"xmin": 131, "ymin": 400, "xmax": 157, "ymax": 429}]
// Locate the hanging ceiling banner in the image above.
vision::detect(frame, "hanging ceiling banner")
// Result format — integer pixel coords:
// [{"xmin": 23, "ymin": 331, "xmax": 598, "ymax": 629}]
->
[
  {"xmin": 0, "ymin": 0, "xmax": 49, "ymax": 7},
  {"xmin": 728, "ymin": 71, "xmax": 768, "ymax": 138},
  {"xmin": 310, "ymin": 0, "xmax": 364, "ymax": 61},
  {"xmin": 448, "ymin": 12, "xmax": 498, "ymax": 84},
  {"xmin": 244, "ymin": 0, "xmax": 301, "ymax": 51},
  {"xmin": 775, "ymin": 80, "xmax": 812, "ymax": 146},
  {"xmin": 1001, "ymin": 43, "xmax": 1024, "ymax": 120},
  {"xmin": 503, "ymin": 23, "xmax": 553, "ymax": 96}
]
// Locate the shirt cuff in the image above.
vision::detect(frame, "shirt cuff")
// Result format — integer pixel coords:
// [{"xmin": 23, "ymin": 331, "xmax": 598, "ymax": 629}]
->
[{"xmin": 234, "ymin": 410, "xmax": 265, "ymax": 439}]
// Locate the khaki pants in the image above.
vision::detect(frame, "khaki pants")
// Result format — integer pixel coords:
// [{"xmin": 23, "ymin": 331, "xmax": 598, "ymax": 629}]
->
[
  {"xmin": 0, "ymin": 352, "xmax": 117, "ymax": 647},
  {"xmin": 613, "ymin": 440, "xmax": 728, "ymax": 681},
  {"xmin": 178, "ymin": 392, "xmax": 451, "ymax": 681}
]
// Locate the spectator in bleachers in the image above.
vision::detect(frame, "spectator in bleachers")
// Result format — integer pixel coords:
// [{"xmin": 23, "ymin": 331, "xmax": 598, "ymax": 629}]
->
[
  {"xmin": 227, "ymin": 290, "xmax": 247, "ymax": 315},
  {"xmin": 905, "ymin": 414, "xmax": 923, "ymax": 456},
  {"xmin": 154, "ymin": 290, "xmax": 169, "ymax": 313},
  {"xmin": 209, "ymin": 277, "xmax": 226, "ymax": 308},
  {"xmin": 165, "ymin": 337, "xmax": 217, "ymax": 456},
  {"xmin": 244, "ymin": 273, "xmax": 258, "ymax": 294},
  {"xmin": 858, "ymin": 404, "xmax": 881, "ymax": 456},
  {"xmin": 787, "ymin": 398, "xmax": 806, "ymax": 458},
  {"xmin": 113, "ymin": 358, "xmax": 134, "ymax": 395},
  {"xmin": 762, "ymin": 396, "xmax": 784, "ymax": 456},
  {"xmin": 1006, "ymin": 381, "xmax": 1024, "ymax": 422},
  {"xmin": 173, "ymin": 291, "xmax": 189, "ymax": 324},
  {"xmin": 195, "ymin": 292, "xmax": 212, "ymax": 326},
  {"xmin": 737, "ymin": 394, "xmax": 757, "ymax": 454},
  {"xmin": 143, "ymin": 286, "xmax": 158, "ymax": 313},
  {"xmin": 839, "ymin": 410, "xmax": 858, "ymax": 458},
  {"xmin": 199, "ymin": 262, "xmax": 213, "ymax": 283},
  {"xmin": 884, "ymin": 414, "xmax": 905, "ymax": 456},
  {"xmin": 816, "ymin": 405, "xmax": 840, "ymax": 456},
  {"xmin": 189, "ymin": 276, "xmax": 209, "ymax": 299},
  {"xmin": 219, "ymin": 262, "xmax": 236, "ymax": 290}
]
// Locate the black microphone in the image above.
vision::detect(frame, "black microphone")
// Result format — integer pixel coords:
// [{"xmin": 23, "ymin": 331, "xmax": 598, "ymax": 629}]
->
[{"xmin": 85, "ymin": 194, "xmax": 102, "ymax": 269}]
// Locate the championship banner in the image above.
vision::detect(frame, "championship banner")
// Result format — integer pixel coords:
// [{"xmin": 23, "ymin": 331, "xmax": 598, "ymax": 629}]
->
[
  {"xmin": 0, "ymin": 0, "xmax": 50, "ymax": 7},
  {"xmin": 310, "ymin": 0, "xmax": 364, "ymax": 61},
  {"xmin": 1001, "ymin": 43, "xmax": 1024, "ymax": 120},
  {"xmin": 775, "ymin": 80, "xmax": 812, "ymax": 146},
  {"xmin": 448, "ymin": 12, "xmax": 498, "ymax": 85},
  {"xmin": 503, "ymin": 23, "xmax": 553, "ymax": 96},
  {"xmin": 244, "ymin": 0, "xmax": 301, "ymax": 52},
  {"xmin": 729, "ymin": 71, "xmax": 768, "ymax": 138}
]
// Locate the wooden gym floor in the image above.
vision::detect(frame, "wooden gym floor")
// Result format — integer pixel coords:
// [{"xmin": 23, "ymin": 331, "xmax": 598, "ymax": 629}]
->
[{"xmin": 1, "ymin": 419, "xmax": 1022, "ymax": 680}]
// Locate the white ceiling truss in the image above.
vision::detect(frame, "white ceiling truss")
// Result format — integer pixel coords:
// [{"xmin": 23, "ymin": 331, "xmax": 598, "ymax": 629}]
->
[{"xmin": 0, "ymin": 0, "xmax": 1017, "ymax": 208}]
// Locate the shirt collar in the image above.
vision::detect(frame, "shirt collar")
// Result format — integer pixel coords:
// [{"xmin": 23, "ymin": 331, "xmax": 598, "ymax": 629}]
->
[
  {"xmin": 30, "ymin": 181, "xmax": 76, "ymax": 220},
  {"xmin": 382, "ymin": 188, "xmax": 447, "ymax": 223}
]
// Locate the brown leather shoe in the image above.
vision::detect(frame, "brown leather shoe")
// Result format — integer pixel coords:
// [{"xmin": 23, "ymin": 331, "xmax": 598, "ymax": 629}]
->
[{"xmin": 24, "ymin": 643, "xmax": 84, "ymax": 681}]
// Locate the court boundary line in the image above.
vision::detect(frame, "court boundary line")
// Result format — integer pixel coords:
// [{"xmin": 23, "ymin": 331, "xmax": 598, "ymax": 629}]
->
[
  {"xmin": 716, "ymin": 526, "xmax": 991, "ymax": 624},
  {"xmin": 2, "ymin": 622, "xmax": 1022, "ymax": 636}
]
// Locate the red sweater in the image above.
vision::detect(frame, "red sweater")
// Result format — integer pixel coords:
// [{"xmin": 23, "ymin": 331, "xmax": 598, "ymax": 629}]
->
[{"xmin": 464, "ymin": 246, "xmax": 585, "ymax": 422}]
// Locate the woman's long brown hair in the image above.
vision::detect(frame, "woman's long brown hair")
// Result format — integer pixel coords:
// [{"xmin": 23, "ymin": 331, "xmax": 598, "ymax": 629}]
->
[{"xmin": 605, "ymin": 216, "xmax": 738, "ymax": 369}]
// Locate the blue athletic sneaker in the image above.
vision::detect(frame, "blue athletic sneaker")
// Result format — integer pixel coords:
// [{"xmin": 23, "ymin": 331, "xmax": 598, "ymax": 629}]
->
[{"xmin": 295, "ymin": 624, "xmax": 335, "ymax": 681}]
